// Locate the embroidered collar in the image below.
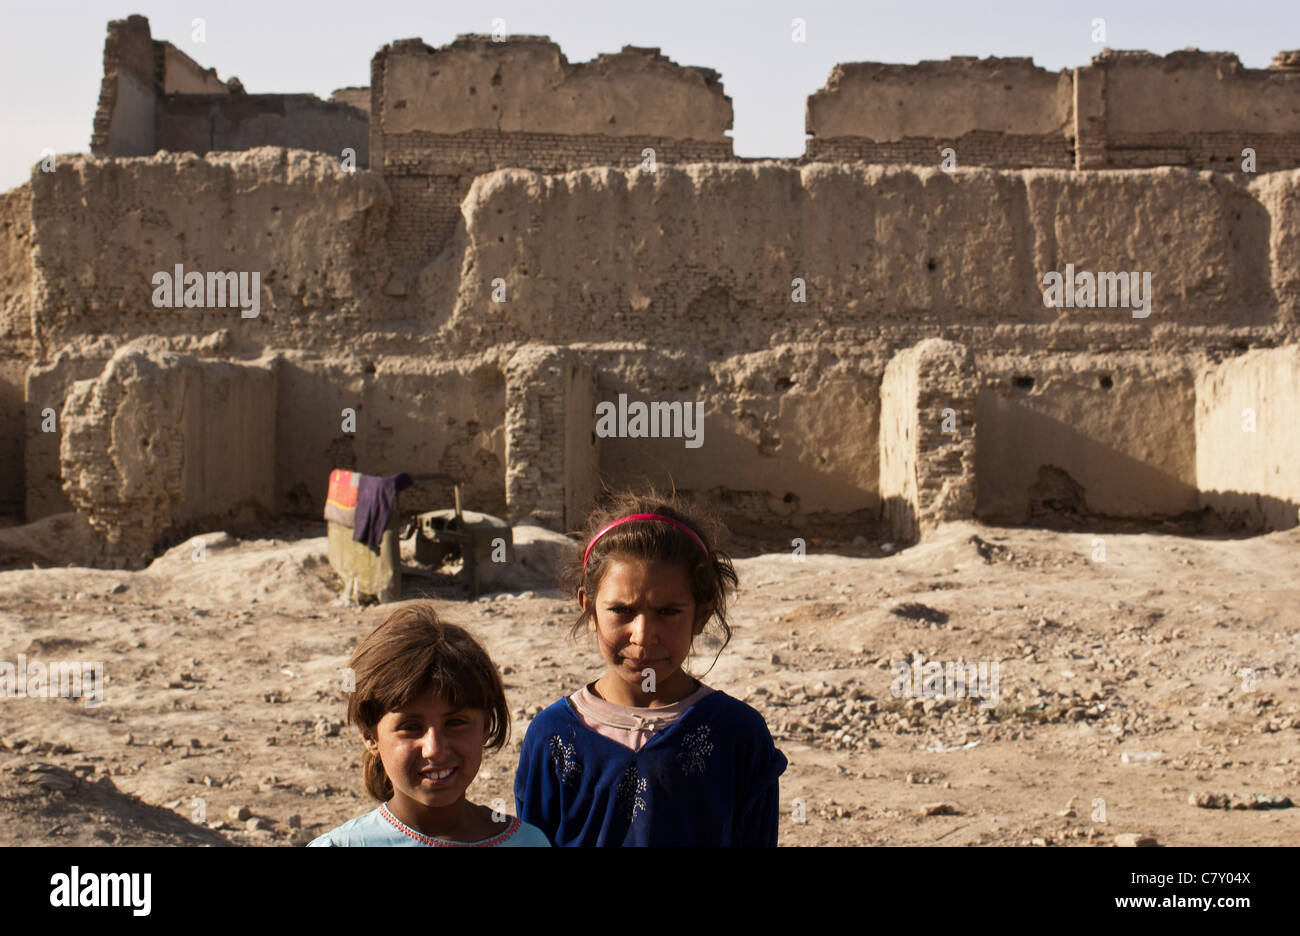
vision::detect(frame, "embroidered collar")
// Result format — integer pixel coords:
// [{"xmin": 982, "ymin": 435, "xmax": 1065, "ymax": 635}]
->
[
  {"xmin": 570, "ymin": 682, "xmax": 713, "ymax": 732},
  {"xmin": 379, "ymin": 802, "xmax": 520, "ymax": 847}
]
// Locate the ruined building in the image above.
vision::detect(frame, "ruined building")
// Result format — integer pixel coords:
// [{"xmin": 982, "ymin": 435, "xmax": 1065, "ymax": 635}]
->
[{"xmin": 1, "ymin": 14, "xmax": 1297, "ymax": 568}]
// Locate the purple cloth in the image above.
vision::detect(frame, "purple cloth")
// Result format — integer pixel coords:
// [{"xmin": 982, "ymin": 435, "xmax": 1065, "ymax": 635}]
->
[{"xmin": 353, "ymin": 472, "xmax": 413, "ymax": 551}]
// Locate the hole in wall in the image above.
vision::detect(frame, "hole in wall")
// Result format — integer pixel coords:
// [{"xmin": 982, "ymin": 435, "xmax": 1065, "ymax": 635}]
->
[
  {"xmin": 926, "ymin": 258, "xmax": 937, "ymax": 272},
  {"xmin": 364, "ymin": 361, "xmax": 376, "ymax": 376},
  {"xmin": 1013, "ymin": 376, "xmax": 1035, "ymax": 391},
  {"xmin": 1098, "ymin": 374, "xmax": 1113, "ymax": 390},
  {"xmin": 775, "ymin": 376, "xmax": 794, "ymax": 392},
  {"xmin": 783, "ymin": 492, "xmax": 795, "ymax": 504}
]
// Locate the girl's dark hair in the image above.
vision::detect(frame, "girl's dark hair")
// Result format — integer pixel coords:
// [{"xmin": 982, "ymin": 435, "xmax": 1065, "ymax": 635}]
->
[
  {"xmin": 559, "ymin": 487, "xmax": 739, "ymax": 675},
  {"xmin": 346, "ymin": 602, "xmax": 509, "ymax": 802}
]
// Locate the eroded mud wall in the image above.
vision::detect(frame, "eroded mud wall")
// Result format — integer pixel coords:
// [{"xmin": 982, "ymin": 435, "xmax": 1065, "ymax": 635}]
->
[{"xmin": 1195, "ymin": 346, "xmax": 1300, "ymax": 530}]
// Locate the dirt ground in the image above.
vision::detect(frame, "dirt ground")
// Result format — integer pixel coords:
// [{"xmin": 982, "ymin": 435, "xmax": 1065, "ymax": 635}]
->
[{"xmin": 1, "ymin": 518, "xmax": 1296, "ymax": 847}]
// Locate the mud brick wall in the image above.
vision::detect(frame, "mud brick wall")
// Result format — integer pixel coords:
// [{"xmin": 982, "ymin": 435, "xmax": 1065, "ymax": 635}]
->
[
  {"xmin": 807, "ymin": 56, "xmax": 1074, "ymax": 170},
  {"xmin": 0, "ymin": 184, "xmax": 33, "ymax": 516},
  {"xmin": 807, "ymin": 49, "xmax": 1300, "ymax": 172},
  {"xmin": 1075, "ymin": 50, "xmax": 1300, "ymax": 170},
  {"xmin": 91, "ymin": 15, "xmax": 158, "ymax": 157},
  {"xmin": 370, "ymin": 34, "xmax": 734, "ymax": 265},
  {"xmin": 27, "ymin": 149, "xmax": 391, "ymax": 352},
  {"xmin": 60, "ymin": 347, "xmax": 276, "ymax": 568},
  {"xmin": 805, "ymin": 131, "xmax": 1072, "ymax": 169},
  {"xmin": 379, "ymin": 131, "xmax": 734, "ymax": 265},
  {"xmin": 879, "ymin": 340, "xmax": 978, "ymax": 544},
  {"xmin": 563, "ymin": 356, "xmax": 599, "ymax": 535},
  {"xmin": 159, "ymin": 43, "xmax": 227, "ymax": 95},
  {"xmin": 976, "ymin": 354, "xmax": 1198, "ymax": 522},
  {"xmin": 157, "ymin": 95, "xmax": 369, "ymax": 166},
  {"xmin": 1195, "ymin": 346, "xmax": 1300, "ymax": 531},
  {"xmin": 503, "ymin": 346, "xmax": 573, "ymax": 531},
  {"xmin": 271, "ymin": 352, "xmax": 507, "ymax": 521}
]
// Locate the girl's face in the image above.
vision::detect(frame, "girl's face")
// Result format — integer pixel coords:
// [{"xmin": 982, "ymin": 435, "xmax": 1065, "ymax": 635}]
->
[
  {"xmin": 363, "ymin": 688, "xmax": 487, "ymax": 816},
  {"xmin": 579, "ymin": 557, "xmax": 712, "ymax": 706}
]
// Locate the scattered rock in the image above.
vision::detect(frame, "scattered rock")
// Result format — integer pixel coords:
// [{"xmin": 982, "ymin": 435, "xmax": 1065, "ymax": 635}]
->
[
  {"xmin": 288, "ymin": 815, "xmax": 302, "ymax": 829},
  {"xmin": 920, "ymin": 802, "xmax": 955, "ymax": 816},
  {"xmin": 246, "ymin": 817, "xmax": 268, "ymax": 832},
  {"xmin": 1190, "ymin": 791, "xmax": 1293, "ymax": 810},
  {"xmin": 228, "ymin": 805, "xmax": 252, "ymax": 821},
  {"xmin": 1114, "ymin": 833, "xmax": 1158, "ymax": 847},
  {"xmin": 1121, "ymin": 751, "xmax": 1164, "ymax": 764}
]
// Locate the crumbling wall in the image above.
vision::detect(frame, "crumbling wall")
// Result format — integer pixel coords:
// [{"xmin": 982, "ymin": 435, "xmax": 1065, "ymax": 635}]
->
[
  {"xmin": 14, "ymin": 149, "xmax": 1300, "ymax": 542},
  {"xmin": 373, "ymin": 36, "xmax": 731, "ymax": 141},
  {"xmin": 563, "ymin": 356, "xmax": 599, "ymax": 535},
  {"xmin": 330, "ymin": 87, "xmax": 370, "ymax": 113},
  {"xmin": 157, "ymin": 95, "xmax": 369, "ymax": 165},
  {"xmin": 1251, "ymin": 169, "xmax": 1300, "ymax": 326},
  {"xmin": 91, "ymin": 15, "xmax": 157, "ymax": 157},
  {"xmin": 805, "ymin": 49, "xmax": 1300, "ymax": 171},
  {"xmin": 504, "ymin": 346, "xmax": 573, "ymax": 530},
  {"xmin": 0, "ymin": 184, "xmax": 33, "ymax": 516},
  {"xmin": 160, "ymin": 43, "xmax": 228, "ymax": 94},
  {"xmin": 272, "ymin": 353, "xmax": 507, "ymax": 520},
  {"xmin": 91, "ymin": 15, "xmax": 363, "ymax": 164},
  {"xmin": 879, "ymin": 340, "xmax": 978, "ymax": 544},
  {"xmin": 975, "ymin": 354, "xmax": 1199, "ymax": 522},
  {"xmin": 1081, "ymin": 50, "xmax": 1300, "ymax": 170},
  {"xmin": 28, "ymin": 149, "xmax": 391, "ymax": 351},
  {"xmin": 60, "ymin": 346, "xmax": 276, "ymax": 567},
  {"xmin": 371, "ymin": 35, "xmax": 734, "ymax": 264},
  {"xmin": 1195, "ymin": 346, "xmax": 1300, "ymax": 530},
  {"xmin": 807, "ymin": 57, "xmax": 1073, "ymax": 168},
  {"xmin": 452, "ymin": 163, "xmax": 1280, "ymax": 349},
  {"xmin": 588, "ymin": 348, "xmax": 882, "ymax": 539}
]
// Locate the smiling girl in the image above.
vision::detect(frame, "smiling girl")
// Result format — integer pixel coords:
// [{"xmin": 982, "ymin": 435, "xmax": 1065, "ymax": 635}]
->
[
  {"xmin": 514, "ymin": 490, "xmax": 787, "ymax": 846},
  {"xmin": 310, "ymin": 604, "xmax": 549, "ymax": 847}
]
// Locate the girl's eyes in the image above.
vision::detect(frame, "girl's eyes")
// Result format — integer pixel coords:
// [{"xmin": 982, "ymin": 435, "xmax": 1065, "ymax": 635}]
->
[{"xmin": 395, "ymin": 718, "xmax": 471, "ymax": 732}]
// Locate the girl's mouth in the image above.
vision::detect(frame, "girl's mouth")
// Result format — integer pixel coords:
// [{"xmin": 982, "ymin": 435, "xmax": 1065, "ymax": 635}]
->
[{"xmin": 419, "ymin": 766, "xmax": 457, "ymax": 785}]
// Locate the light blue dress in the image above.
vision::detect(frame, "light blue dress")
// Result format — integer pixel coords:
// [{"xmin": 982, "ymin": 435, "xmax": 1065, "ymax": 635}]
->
[{"xmin": 308, "ymin": 802, "xmax": 551, "ymax": 847}]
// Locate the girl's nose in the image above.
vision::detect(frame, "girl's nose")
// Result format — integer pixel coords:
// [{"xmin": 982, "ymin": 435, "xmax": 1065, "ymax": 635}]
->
[
  {"xmin": 629, "ymin": 614, "xmax": 653, "ymax": 643},
  {"xmin": 420, "ymin": 727, "xmax": 446, "ymax": 756}
]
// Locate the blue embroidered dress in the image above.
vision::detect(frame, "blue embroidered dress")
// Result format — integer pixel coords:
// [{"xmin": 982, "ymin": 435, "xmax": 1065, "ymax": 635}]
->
[{"xmin": 514, "ymin": 690, "xmax": 787, "ymax": 846}]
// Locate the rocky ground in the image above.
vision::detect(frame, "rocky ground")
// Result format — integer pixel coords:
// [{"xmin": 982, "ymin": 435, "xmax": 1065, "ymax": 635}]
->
[{"xmin": 0, "ymin": 518, "xmax": 1296, "ymax": 846}]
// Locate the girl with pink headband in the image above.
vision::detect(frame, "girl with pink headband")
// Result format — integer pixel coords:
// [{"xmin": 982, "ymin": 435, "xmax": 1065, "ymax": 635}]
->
[{"xmin": 514, "ymin": 489, "xmax": 787, "ymax": 846}]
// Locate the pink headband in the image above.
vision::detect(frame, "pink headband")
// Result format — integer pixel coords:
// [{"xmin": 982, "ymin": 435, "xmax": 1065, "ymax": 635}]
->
[{"xmin": 583, "ymin": 513, "xmax": 709, "ymax": 569}]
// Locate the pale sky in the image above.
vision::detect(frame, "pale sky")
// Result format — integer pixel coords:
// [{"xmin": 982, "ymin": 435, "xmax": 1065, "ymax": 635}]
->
[{"xmin": 1, "ymin": 0, "xmax": 1297, "ymax": 193}]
